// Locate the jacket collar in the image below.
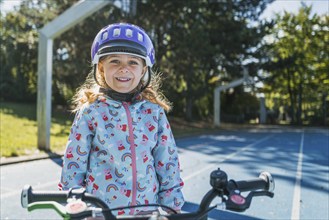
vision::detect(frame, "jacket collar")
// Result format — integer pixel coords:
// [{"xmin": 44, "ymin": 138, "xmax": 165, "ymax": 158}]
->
[{"xmin": 97, "ymin": 95, "xmax": 146, "ymax": 108}]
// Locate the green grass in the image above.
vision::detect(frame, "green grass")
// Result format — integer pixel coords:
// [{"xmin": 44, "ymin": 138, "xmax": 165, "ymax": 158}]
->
[
  {"xmin": 0, "ymin": 102, "xmax": 216, "ymax": 158},
  {"xmin": 0, "ymin": 102, "xmax": 74, "ymax": 157}
]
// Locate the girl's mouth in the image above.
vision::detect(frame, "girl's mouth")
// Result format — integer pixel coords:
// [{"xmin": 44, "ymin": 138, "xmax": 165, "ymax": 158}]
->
[{"xmin": 116, "ymin": 77, "xmax": 131, "ymax": 82}]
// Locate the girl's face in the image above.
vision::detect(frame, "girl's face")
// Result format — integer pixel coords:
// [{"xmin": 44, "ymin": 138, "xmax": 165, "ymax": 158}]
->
[{"xmin": 99, "ymin": 54, "xmax": 147, "ymax": 93}]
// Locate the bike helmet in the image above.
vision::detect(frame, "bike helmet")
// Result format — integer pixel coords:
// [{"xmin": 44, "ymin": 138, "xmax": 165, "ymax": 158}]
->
[
  {"xmin": 91, "ymin": 23, "xmax": 155, "ymax": 67},
  {"xmin": 91, "ymin": 23, "xmax": 155, "ymax": 101}
]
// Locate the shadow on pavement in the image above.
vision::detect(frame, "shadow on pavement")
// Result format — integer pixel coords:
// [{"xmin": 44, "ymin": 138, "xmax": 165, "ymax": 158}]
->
[{"xmin": 182, "ymin": 201, "xmax": 262, "ymax": 220}]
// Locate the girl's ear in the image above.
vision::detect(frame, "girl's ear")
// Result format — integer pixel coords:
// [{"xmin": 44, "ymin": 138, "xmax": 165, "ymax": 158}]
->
[{"xmin": 98, "ymin": 62, "xmax": 104, "ymax": 73}]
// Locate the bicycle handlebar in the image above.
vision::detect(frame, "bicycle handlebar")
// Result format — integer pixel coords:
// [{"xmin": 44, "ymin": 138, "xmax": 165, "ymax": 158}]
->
[
  {"xmin": 21, "ymin": 168, "xmax": 275, "ymax": 220},
  {"xmin": 227, "ymin": 171, "xmax": 275, "ymax": 192}
]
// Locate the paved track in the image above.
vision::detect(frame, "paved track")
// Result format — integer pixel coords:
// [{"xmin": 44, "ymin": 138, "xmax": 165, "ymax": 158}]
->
[{"xmin": 1, "ymin": 127, "xmax": 328, "ymax": 219}]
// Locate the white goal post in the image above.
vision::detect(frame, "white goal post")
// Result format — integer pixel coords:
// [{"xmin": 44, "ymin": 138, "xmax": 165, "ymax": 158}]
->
[
  {"xmin": 213, "ymin": 70, "xmax": 264, "ymax": 126},
  {"xmin": 37, "ymin": 0, "xmax": 133, "ymax": 150}
]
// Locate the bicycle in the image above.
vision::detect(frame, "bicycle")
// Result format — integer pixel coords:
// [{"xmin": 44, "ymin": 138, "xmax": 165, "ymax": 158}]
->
[{"xmin": 21, "ymin": 168, "xmax": 275, "ymax": 220}]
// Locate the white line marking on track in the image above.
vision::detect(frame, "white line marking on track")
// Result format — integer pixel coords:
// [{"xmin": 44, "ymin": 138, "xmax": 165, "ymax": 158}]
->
[
  {"xmin": 182, "ymin": 134, "xmax": 274, "ymax": 182},
  {"xmin": 291, "ymin": 131, "xmax": 304, "ymax": 220}
]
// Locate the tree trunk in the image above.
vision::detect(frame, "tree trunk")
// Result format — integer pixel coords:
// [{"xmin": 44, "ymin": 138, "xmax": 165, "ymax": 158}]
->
[
  {"xmin": 297, "ymin": 82, "xmax": 303, "ymax": 125},
  {"xmin": 185, "ymin": 65, "xmax": 193, "ymax": 121},
  {"xmin": 287, "ymin": 70, "xmax": 295, "ymax": 124},
  {"xmin": 322, "ymin": 93, "xmax": 327, "ymax": 126}
]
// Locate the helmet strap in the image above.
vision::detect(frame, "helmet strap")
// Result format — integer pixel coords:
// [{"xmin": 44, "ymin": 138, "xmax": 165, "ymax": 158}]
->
[
  {"xmin": 93, "ymin": 64, "xmax": 102, "ymax": 86},
  {"xmin": 141, "ymin": 67, "xmax": 152, "ymax": 91}
]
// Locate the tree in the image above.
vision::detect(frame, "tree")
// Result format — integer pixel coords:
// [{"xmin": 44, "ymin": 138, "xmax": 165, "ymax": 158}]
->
[
  {"xmin": 133, "ymin": 0, "xmax": 273, "ymax": 120},
  {"xmin": 260, "ymin": 5, "xmax": 329, "ymax": 125},
  {"xmin": 1, "ymin": 0, "xmax": 274, "ymax": 123},
  {"xmin": 0, "ymin": 0, "xmax": 78, "ymax": 102}
]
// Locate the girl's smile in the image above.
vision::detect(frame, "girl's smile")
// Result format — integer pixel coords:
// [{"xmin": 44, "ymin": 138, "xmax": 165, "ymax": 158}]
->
[
  {"xmin": 99, "ymin": 54, "xmax": 147, "ymax": 94},
  {"xmin": 116, "ymin": 77, "xmax": 131, "ymax": 82}
]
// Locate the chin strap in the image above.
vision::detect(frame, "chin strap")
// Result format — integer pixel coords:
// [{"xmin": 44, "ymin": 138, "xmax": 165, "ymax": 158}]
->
[{"xmin": 99, "ymin": 87, "xmax": 140, "ymax": 102}]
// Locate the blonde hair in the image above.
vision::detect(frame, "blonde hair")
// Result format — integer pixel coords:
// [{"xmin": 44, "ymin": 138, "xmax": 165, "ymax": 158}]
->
[{"xmin": 71, "ymin": 68, "xmax": 172, "ymax": 112}]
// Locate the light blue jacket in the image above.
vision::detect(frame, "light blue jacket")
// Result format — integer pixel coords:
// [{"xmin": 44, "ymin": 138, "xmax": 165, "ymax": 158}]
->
[{"xmin": 59, "ymin": 96, "xmax": 184, "ymax": 215}]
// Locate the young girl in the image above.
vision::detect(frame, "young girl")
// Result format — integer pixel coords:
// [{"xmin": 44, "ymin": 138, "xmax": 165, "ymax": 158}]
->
[{"xmin": 58, "ymin": 23, "xmax": 184, "ymax": 216}]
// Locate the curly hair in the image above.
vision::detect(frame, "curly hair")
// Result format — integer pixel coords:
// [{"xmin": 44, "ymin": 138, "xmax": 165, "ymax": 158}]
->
[{"xmin": 71, "ymin": 67, "xmax": 172, "ymax": 113}]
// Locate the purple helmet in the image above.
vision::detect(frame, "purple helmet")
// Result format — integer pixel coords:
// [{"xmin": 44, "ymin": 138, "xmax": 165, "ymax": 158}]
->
[{"xmin": 91, "ymin": 23, "xmax": 155, "ymax": 68}]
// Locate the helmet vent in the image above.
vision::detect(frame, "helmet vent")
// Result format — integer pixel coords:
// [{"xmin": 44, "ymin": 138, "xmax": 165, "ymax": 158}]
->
[
  {"xmin": 101, "ymin": 31, "xmax": 108, "ymax": 41},
  {"xmin": 138, "ymin": 33, "xmax": 143, "ymax": 42},
  {"xmin": 126, "ymin": 29, "xmax": 133, "ymax": 38},
  {"xmin": 113, "ymin": 28, "xmax": 120, "ymax": 37}
]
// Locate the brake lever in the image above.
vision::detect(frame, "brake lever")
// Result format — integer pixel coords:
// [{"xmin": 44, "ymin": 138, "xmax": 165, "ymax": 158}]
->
[
  {"xmin": 225, "ymin": 189, "xmax": 249, "ymax": 212},
  {"xmin": 27, "ymin": 201, "xmax": 69, "ymax": 218},
  {"xmin": 225, "ymin": 190, "xmax": 274, "ymax": 212}
]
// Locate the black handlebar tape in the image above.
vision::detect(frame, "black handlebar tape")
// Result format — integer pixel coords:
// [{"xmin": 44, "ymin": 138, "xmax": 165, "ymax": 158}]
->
[
  {"xmin": 228, "ymin": 178, "xmax": 267, "ymax": 192},
  {"xmin": 28, "ymin": 188, "xmax": 69, "ymax": 204}
]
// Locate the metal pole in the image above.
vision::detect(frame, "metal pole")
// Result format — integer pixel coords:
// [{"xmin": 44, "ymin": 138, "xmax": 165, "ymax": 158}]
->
[
  {"xmin": 37, "ymin": 33, "xmax": 53, "ymax": 150},
  {"xmin": 259, "ymin": 96, "xmax": 266, "ymax": 124},
  {"xmin": 214, "ymin": 89, "xmax": 220, "ymax": 126},
  {"xmin": 213, "ymin": 78, "xmax": 246, "ymax": 127}
]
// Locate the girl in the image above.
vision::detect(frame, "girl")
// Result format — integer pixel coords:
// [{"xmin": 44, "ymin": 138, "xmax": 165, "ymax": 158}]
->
[{"xmin": 58, "ymin": 23, "xmax": 184, "ymax": 216}]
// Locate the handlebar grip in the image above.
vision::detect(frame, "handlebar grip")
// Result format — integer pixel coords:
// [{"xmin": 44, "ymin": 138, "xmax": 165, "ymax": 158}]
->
[
  {"xmin": 21, "ymin": 185, "xmax": 115, "ymax": 219},
  {"xmin": 21, "ymin": 185, "xmax": 69, "ymax": 208},
  {"xmin": 228, "ymin": 171, "xmax": 275, "ymax": 192}
]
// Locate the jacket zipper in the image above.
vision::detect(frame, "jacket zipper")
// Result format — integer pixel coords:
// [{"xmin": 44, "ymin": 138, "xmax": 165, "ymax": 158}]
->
[{"xmin": 122, "ymin": 102, "xmax": 137, "ymax": 215}]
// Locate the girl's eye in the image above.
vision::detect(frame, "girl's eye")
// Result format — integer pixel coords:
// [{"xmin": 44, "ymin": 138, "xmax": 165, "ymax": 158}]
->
[
  {"xmin": 109, "ymin": 59, "xmax": 119, "ymax": 64},
  {"xmin": 129, "ymin": 60, "xmax": 139, "ymax": 65}
]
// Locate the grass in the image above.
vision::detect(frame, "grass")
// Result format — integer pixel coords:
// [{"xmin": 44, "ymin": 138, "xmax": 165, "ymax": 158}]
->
[
  {"xmin": 0, "ymin": 102, "xmax": 216, "ymax": 158},
  {"xmin": 0, "ymin": 102, "xmax": 73, "ymax": 157}
]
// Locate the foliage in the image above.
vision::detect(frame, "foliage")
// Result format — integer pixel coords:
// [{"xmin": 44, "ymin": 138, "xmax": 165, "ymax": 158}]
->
[
  {"xmin": 0, "ymin": 0, "xmax": 272, "ymax": 121},
  {"xmin": 260, "ymin": 5, "xmax": 329, "ymax": 125},
  {"xmin": 8, "ymin": 0, "xmax": 327, "ymax": 125},
  {"xmin": 48, "ymin": 0, "xmax": 273, "ymax": 119},
  {"xmin": 132, "ymin": 0, "xmax": 273, "ymax": 120},
  {"xmin": 0, "ymin": 0, "xmax": 79, "ymax": 102}
]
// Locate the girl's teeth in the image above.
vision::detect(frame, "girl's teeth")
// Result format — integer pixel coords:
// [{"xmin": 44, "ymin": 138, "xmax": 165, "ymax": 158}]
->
[{"xmin": 116, "ymin": 77, "xmax": 130, "ymax": 82}]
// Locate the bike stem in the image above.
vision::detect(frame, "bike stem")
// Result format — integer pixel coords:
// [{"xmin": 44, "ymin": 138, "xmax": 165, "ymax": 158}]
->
[{"xmin": 197, "ymin": 188, "xmax": 220, "ymax": 220}]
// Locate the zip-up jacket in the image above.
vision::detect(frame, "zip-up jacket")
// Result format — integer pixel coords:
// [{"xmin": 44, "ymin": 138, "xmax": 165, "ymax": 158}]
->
[{"xmin": 59, "ymin": 96, "xmax": 184, "ymax": 215}]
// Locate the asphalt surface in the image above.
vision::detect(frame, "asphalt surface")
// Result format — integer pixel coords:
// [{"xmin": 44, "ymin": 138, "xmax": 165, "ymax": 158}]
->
[{"xmin": 1, "ymin": 127, "xmax": 328, "ymax": 219}]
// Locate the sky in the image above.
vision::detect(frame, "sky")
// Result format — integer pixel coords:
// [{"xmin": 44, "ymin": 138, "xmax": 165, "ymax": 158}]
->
[
  {"xmin": 1, "ymin": 0, "xmax": 328, "ymax": 18},
  {"xmin": 260, "ymin": 0, "xmax": 329, "ymax": 19},
  {"xmin": 1, "ymin": 0, "xmax": 21, "ymax": 12}
]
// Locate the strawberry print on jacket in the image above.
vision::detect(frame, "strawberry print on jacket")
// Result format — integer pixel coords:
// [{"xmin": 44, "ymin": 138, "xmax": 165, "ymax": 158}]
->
[{"xmin": 59, "ymin": 96, "xmax": 184, "ymax": 215}]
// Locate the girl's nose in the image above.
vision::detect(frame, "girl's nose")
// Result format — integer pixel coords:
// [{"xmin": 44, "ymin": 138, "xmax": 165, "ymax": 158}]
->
[{"xmin": 119, "ymin": 65, "xmax": 129, "ymax": 73}]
